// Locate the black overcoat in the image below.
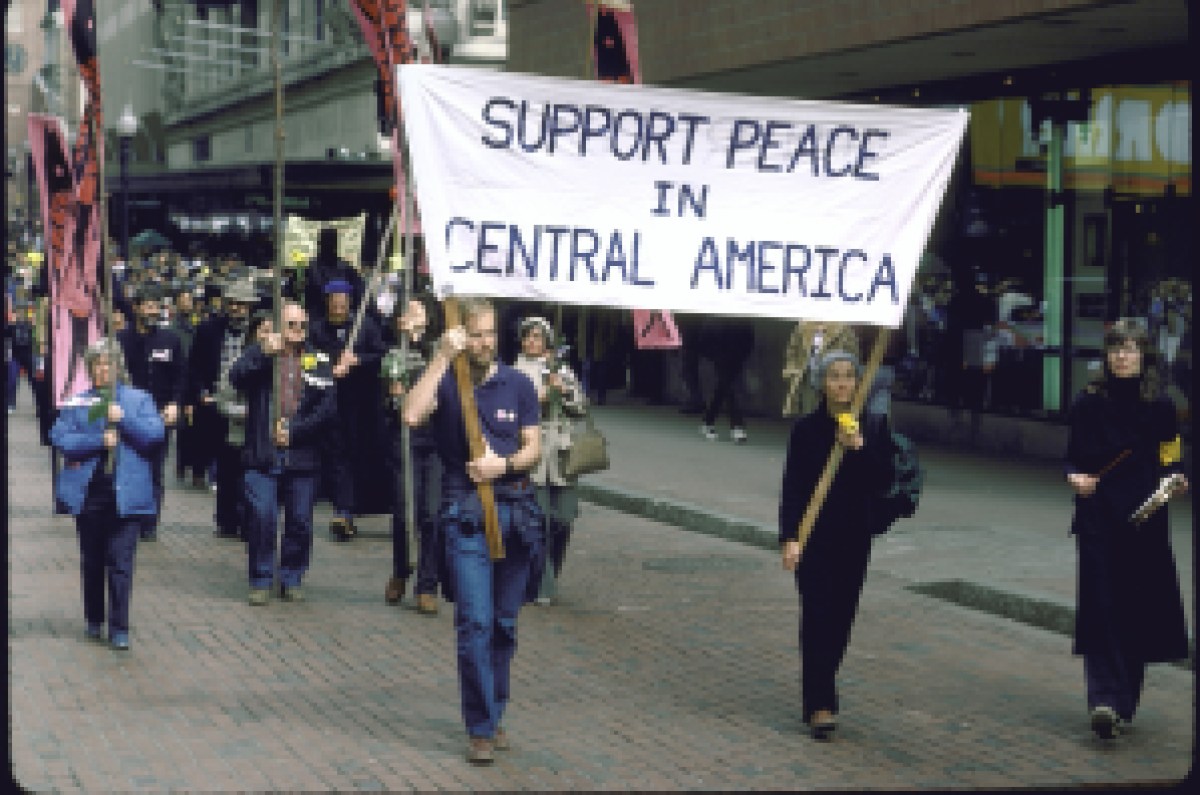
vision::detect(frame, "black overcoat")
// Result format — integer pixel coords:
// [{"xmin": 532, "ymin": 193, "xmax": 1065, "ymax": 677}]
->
[
  {"xmin": 778, "ymin": 405, "xmax": 896, "ymax": 585},
  {"xmin": 1066, "ymin": 383, "xmax": 1188, "ymax": 662}
]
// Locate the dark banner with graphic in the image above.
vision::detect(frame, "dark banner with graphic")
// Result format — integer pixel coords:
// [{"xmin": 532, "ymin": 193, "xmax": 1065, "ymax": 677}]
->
[{"xmin": 346, "ymin": 0, "xmax": 422, "ymax": 235}]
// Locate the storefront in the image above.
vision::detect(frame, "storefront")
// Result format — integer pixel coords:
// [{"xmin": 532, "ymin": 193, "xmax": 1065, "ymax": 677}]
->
[{"xmin": 879, "ymin": 65, "xmax": 1191, "ymax": 422}]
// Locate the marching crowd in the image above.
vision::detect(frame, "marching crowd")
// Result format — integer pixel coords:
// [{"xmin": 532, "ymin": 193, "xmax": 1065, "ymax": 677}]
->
[{"xmin": 5, "ymin": 227, "xmax": 1191, "ymax": 763}]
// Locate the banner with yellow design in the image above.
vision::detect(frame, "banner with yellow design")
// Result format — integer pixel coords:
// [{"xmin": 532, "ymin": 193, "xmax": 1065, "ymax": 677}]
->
[{"xmin": 971, "ymin": 83, "xmax": 1190, "ymax": 196}]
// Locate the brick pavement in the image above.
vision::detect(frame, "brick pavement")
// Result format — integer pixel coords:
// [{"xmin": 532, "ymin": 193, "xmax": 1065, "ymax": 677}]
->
[{"xmin": 6, "ymin": 403, "xmax": 1194, "ymax": 791}]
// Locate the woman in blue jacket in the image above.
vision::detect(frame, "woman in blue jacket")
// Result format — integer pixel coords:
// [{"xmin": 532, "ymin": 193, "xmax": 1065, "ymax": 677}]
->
[{"xmin": 50, "ymin": 339, "xmax": 165, "ymax": 650}]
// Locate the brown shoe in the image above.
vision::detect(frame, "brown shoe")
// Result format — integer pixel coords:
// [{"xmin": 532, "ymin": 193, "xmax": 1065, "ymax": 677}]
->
[
  {"xmin": 493, "ymin": 727, "xmax": 509, "ymax": 751},
  {"xmin": 809, "ymin": 709, "xmax": 837, "ymax": 741},
  {"xmin": 416, "ymin": 592, "xmax": 439, "ymax": 615},
  {"xmin": 466, "ymin": 736, "xmax": 494, "ymax": 765},
  {"xmin": 385, "ymin": 577, "xmax": 406, "ymax": 605}
]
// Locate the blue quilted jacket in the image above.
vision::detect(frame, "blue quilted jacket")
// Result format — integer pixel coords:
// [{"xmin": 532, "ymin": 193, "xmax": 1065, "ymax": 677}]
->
[{"xmin": 50, "ymin": 384, "xmax": 165, "ymax": 516}]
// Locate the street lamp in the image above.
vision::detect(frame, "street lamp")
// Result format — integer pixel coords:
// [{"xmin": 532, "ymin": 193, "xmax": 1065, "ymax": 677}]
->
[{"xmin": 117, "ymin": 105, "xmax": 138, "ymax": 264}]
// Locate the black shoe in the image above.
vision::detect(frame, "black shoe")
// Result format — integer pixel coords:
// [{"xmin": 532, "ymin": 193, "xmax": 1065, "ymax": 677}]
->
[
  {"xmin": 214, "ymin": 526, "xmax": 241, "ymax": 539},
  {"xmin": 329, "ymin": 517, "xmax": 356, "ymax": 541},
  {"xmin": 139, "ymin": 532, "xmax": 158, "ymax": 542},
  {"xmin": 1091, "ymin": 706, "xmax": 1119, "ymax": 740}
]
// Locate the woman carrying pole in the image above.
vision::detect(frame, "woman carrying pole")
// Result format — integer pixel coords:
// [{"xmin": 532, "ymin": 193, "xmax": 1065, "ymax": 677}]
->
[
  {"xmin": 778, "ymin": 348, "xmax": 897, "ymax": 740},
  {"xmin": 1064, "ymin": 318, "xmax": 1189, "ymax": 740}
]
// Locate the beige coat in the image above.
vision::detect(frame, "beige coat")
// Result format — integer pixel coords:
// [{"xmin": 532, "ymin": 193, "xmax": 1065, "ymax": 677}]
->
[
  {"xmin": 513, "ymin": 354, "xmax": 587, "ymax": 487},
  {"xmin": 780, "ymin": 322, "xmax": 860, "ymax": 417}
]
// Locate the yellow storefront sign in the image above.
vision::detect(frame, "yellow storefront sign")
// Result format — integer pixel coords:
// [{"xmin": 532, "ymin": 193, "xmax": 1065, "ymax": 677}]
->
[{"xmin": 971, "ymin": 83, "xmax": 1190, "ymax": 196}]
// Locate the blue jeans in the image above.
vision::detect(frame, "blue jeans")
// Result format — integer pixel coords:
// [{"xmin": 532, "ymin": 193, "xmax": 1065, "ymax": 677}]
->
[
  {"xmin": 391, "ymin": 446, "xmax": 442, "ymax": 593},
  {"xmin": 445, "ymin": 508, "xmax": 538, "ymax": 739},
  {"xmin": 76, "ymin": 491, "xmax": 141, "ymax": 634},
  {"xmin": 244, "ymin": 467, "xmax": 316, "ymax": 590}
]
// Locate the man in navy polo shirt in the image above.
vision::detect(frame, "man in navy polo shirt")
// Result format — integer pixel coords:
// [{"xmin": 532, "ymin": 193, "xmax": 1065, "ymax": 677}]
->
[{"xmin": 404, "ymin": 296, "xmax": 544, "ymax": 766}]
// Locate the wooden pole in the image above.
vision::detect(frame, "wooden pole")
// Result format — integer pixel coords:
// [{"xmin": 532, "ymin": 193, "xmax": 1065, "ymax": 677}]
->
[
  {"xmin": 442, "ymin": 296, "xmax": 504, "ymax": 560},
  {"xmin": 345, "ymin": 208, "xmax": 397, "ymax": 346},
  {"xmin": 399, "ymin": 143, "xmax": 417, "ymax": 568},
  {"xmin": 270, "ymin": 0, "xmax": 285, "ymax": 429},
  {"xmin": 92, "ymin": 113, "xmax": 118, "ymax": 475},
  {"xmin": 793, "ymin": 328, "xmax": 890, "ymax": 557}
]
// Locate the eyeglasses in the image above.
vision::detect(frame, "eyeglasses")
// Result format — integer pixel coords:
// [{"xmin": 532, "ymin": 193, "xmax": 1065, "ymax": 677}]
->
[{"xmin": 286, "ymin": 321, "xmax": 308, "ymax": 329}]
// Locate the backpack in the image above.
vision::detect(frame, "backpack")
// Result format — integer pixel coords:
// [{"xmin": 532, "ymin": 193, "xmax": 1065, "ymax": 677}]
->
[{"xmin": 871, "ymin": 430, "xmax": 922, "ymax": 536}]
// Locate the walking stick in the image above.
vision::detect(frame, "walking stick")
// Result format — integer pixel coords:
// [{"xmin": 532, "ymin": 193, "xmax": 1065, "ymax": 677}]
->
[
  {"xmin": 793, "ymin": 328, "xmax": 890, "ymax": 558},
  {"xmin": 442, "ymin": 295, "xmax": 504, "ymax": 560}
]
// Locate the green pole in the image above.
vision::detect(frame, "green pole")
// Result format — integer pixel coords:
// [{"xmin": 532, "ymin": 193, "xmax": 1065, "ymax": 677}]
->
[{"xmin": 1042, "ymin": 122, "xmax": 1064, "ymax": 413}]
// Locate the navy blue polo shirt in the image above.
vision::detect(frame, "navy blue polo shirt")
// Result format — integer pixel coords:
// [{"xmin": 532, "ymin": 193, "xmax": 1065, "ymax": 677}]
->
[{"xmin": 432, "ymin": 362, "xmax": 539, "ymax": 488}]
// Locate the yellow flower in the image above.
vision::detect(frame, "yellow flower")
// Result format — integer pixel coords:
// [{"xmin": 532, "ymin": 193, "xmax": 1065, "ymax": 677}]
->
[
  {"xmin": 1159, "ymin": 435, "xmax": 1181, "ymax": 466},
  {"xmin": 301, "ymin": 353, "xmax": 317, "ymax": 371},
  {"xmin": 836, "ymin": 412, "xmax": 859, "ymax": 435}
]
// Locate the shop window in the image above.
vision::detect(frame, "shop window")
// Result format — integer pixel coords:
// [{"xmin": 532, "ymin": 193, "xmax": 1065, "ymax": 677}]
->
[{"xmin": 193, "ymin": 135, "xmax": 212, "ymax": 163}]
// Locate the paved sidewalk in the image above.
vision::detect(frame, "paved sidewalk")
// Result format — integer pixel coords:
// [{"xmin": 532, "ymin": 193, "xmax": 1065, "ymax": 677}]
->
[
  {"xmin": 6, "ymin": 402, "xmax": 1195, "ymax": 791},
  {"xmin": 579, "ymin": 401, "xmax": 1195, "ymax": 638}
]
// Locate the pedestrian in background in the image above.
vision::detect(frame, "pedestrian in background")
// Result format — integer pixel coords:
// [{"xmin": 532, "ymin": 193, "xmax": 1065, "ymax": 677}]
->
[
  {"xmin": 512, "ymin": 315, "xmax": 587, "ymax": 605},
  {"xmin": 116, "ymin": 284, "xmax": 184, "ymax": 541},
  {"xmin": 700, "ymin": 315, "xmax": 755, "ymax": 442},
  {"xmin": 1065, "ymin": 318, "xmax": 1189, "ymax": 740},
  {"xmin": 403, "ymin": 297, "xmax": 544, "ymax": 765},
  {"xmin": 50, "ymin": 339, "xmax": 165, "ymax": 651},
  {"xmin": 382, "ymin": 296, "xmax": 443, "ymax": 614},
  {"xmin": 309, "ymin": 278, "xmax": 390, "ymax": 541},
  {"xmin": 186, "ymin": 277, "xmax": 258, "ymax": 539},
  {"xmin": 779, "ymin": 349, "xmax": 897, "ymax": 740},
  {"xmin": 231, "ymin": 302, "xmax": 337, "ymax": 606}
]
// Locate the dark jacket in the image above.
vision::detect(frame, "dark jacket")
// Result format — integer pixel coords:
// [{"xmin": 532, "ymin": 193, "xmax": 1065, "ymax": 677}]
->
[
  {"xmin": 186, "ymin": 315, "xmax": 235, "ymax": 404},
  {"xmin": 229, "ymin": 343, "xmax": 337, "ymax": 472},
  {"xmin": 117, "ymin": 325, "xmax": 185, "ymax": 408},
  {"xmin": 1065, "ymin": 379, "xmax": 1188, "ymax": 661},
  {"xmin": 778, "ymin": 404, "xmax": 896, "ymax": 577}
]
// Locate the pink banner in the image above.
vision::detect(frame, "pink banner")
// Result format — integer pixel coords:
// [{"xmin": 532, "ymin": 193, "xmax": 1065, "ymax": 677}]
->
[
  {"xmin": 589, "ymin": 1, "xmax": 641, "ymax": 83},
  {"xmin": 633, "ymin": 310, "xmax": 682, "ymax": 350},
  {"xmin": 587, "ymin": 2, "xmax": 679, "ymax": 348},
  {"xmin": 28, "ymin": 113, "xmax": 102, "ymax": 405}
]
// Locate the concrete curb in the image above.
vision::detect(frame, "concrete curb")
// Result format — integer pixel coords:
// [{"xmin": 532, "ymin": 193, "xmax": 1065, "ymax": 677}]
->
[{"xmin": 577, "ymin": 481, "xmax": 778, "ymax": 552}]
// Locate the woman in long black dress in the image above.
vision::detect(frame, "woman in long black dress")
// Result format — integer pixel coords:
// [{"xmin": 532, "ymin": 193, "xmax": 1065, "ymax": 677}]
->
[
  {"xmin": 779, "ymin": 349, "xmax": 896, "ymax": 740},
  {"xmin": 1065, "ymin": 319, "xmax": 1189, "ymax": 740}
]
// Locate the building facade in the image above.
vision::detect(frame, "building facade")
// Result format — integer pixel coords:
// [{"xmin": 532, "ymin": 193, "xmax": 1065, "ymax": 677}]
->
[
  {"xmin": 90, "ymin": 0, "xmax": 507, "ymax": 264},
  {"xmin": 506, "ymin": 0, "xmax": 1192, "ymax": 428}
]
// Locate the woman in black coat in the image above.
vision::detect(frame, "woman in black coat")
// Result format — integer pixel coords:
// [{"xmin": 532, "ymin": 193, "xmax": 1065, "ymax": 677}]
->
[
  {"xmin": 1065, "ymin": 319, "xmax": 1189, "ymax": 740},
  {"xmin": 779, "ymin": 349, "xmax": 896, "ymax": 740}
]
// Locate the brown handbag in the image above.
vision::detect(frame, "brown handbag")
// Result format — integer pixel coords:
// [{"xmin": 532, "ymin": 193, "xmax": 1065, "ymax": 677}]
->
[{"xmin": 561, "ymin": 416, "xmax": 610, "ymax": 478}]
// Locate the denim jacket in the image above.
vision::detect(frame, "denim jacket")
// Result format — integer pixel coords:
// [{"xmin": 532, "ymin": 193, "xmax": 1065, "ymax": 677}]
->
[{"xmin": 50, "ymin": 384, "xmax": 166, "ymax": 516}]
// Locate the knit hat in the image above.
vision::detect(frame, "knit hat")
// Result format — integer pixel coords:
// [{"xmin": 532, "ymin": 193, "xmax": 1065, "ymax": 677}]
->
[
  {"xmin": 324, "ymin": 279, "xmax": 353, "ymax": 295},
  {"xmin": 813, "ymin": 348, "xmax": 862, "ymax": 387},
  {"xmin": 518, "ymin": 316, "xmax": 555, "ymax": 347},
  {"xmin": 223, "ymin": 277, "xmax": 258, "ymax": 304}
]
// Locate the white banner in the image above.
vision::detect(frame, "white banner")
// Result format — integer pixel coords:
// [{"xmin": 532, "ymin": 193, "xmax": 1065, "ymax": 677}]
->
[{"xmin": 399, "ymin": 64, "xmax": 968, "ymax": 327}]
